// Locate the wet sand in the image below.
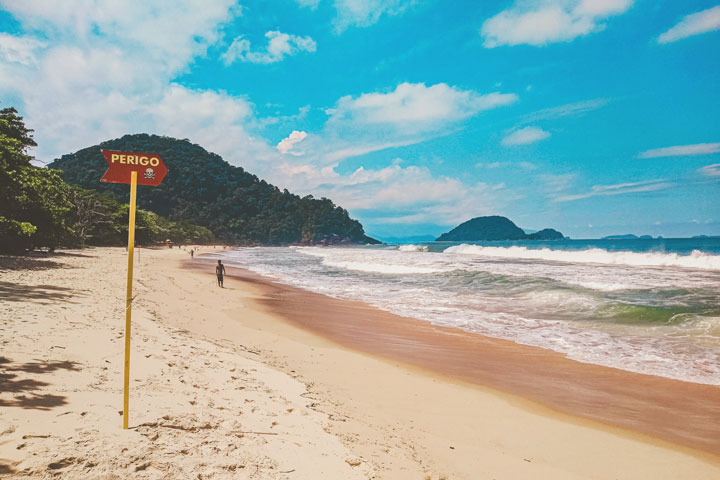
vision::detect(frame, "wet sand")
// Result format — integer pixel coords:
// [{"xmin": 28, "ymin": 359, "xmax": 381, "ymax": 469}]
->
[{"xmin": 213, "ymin": 264, "xmax": 720, "ymax": 458}]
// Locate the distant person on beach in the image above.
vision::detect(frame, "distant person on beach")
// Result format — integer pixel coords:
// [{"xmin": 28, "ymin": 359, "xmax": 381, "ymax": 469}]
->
[
  {"xmin": 216, "ymin": 260, "xmax": 226, "ymax": 288},
  {"xmin": 190, "ymin": 249, "xmax": 194, "ymax": 259}
]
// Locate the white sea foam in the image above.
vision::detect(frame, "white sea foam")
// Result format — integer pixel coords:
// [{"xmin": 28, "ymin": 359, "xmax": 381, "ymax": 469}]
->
[
  {"xmin": 398, "ymin": 244, "xmax": 429, "ymax": 252},
  {"xmin": 323, "ymin": 261, "xmax": 443, "ymax": 274},
  {"xmin": 297, "ymin": 246, "xmax": 445, "ymax": 275},
  {"xmin": 444, "ymin": 244, "xmax": 720, "ymax": 271}
]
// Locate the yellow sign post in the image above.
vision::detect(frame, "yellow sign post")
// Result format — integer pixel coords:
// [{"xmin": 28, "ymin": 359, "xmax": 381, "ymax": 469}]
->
[
  {"xmin": 100, "ymin": 149, "xmax": 167, "ymax": 429},
  {"xmin": 123, "ymin": 170, "xmax": 137, "ymax": 429}
]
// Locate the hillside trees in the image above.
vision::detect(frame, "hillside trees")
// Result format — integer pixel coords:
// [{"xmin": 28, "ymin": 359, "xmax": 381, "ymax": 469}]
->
[{"xmin": 50, "ymin": 134, "xmax": 375, "ymax": 245}]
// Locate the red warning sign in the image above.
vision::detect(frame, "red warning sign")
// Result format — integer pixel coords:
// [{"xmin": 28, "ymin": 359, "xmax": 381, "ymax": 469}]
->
[{"xmin": 100, "ymin": 150, "xmax": 168, "ymax": 186}]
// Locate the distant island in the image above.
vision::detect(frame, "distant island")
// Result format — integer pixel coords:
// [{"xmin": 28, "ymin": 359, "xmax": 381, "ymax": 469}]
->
[
  {"xmin": 436, "ymin": 216, "xmax": 564, "ymax": 242},
  {"xmin": 602, "ymin": 234, "xmax": 656, "ymax": 240}
]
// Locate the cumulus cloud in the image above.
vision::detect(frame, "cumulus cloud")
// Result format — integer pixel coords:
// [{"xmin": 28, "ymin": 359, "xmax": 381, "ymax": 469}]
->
[
  {"xmin": 0, "ymin": 1, "xmax": 273, "ymax": 164},
  {"xmin": 221, "ymin": 31, "xmax": 316, "ymax": 65},
  {"xmin": 481, "ymin": 0, "xmax": 633, "ymax": 47},
  {"xmin": 0, "ymin": 33, "xmax": 45, "ymax": 65},
  {"xmin": 638, "ymin": 142, "xmax": 720, "ymax": 158},
  {"xmin": 554, "ymin": 179, "xmax": 673, "ymax": 202},
  {"xmin": 147, "ymin": 85, "xmax": 273, "ymax": 166},
  {"xmin": 328, "ymin": 82, "xmax": 518, "ymax": 131},
  {"xmin": 1, "ymin": 0, "xmax": 237, "ymax": 73},
  {"xmin": 502, "ymin": 126, "xmax": 550, "ymax": 146},
  {"xmin": 267, "ymin": 160, "xmax": 514, "ymax": 227},
  {"xmin": 699, "ymin": 164, "xmax": 720, "ymax": 177},
  {"xmin": 658, "ymin": 6, "xmax": 720, "ymax": 44},
  {"xmin": 277, "ymin": 130, "xmax": 308, "ymax": 154}
]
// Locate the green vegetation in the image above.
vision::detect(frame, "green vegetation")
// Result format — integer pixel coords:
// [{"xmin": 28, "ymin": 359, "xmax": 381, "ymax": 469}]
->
[
  {"xmin": 50, "ymin": 133, "xmax": 377, "ymax": 245},
  {"xmin": 436, "ymin": 216, "xmax": 565, "ymax": 241},
  {"xmin": 0, "ymin": 107, "xmax": 73, "ymax": 253},
  {"xmin": 0, "ymin": 107, "xmax": 214, "ymax": 254},
  {"xmin": 68, "ymin": 187, "xmax": 214, "ymax": 246}
]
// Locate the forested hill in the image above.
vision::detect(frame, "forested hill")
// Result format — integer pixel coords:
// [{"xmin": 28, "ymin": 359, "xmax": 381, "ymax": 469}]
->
[{"xmin": 49, "ymin": 134, "xmax": 376, "ymax": 245}]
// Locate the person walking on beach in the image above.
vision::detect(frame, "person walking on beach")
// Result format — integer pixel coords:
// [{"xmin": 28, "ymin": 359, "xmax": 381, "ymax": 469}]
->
[
  {"xmin": 190, "ymin": 249, "xmax": 194, "ymax": 259},
  {"xmin": 216, "ymin": 260, "xmax": 226, "ymax": 288}
]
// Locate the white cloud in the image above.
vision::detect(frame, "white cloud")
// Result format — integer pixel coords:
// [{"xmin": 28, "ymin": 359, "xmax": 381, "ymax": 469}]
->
[
  {"xmin": 277, "ymin": 130, "xmax": 308, "ymax": 154},
  {"xmin": 147, "ymin": 85, "xmax": 271, "ymax": 165},
  {"xmin": 481, "ymin": 0, "xmax": 633, "ymax": 47},
  {"xmin": 267, "ymin": 160, "xmax": 514, "ymax": 226},
  {"xmin": 323, "ymin": 139, "xmax": 417, "ymax": 163},
  {"xmin": 538, "ymin": 173, "xmax": 577, "ymax": 193},
  {"xmin": 1, "ymin": 0, "xmax": 237, "ymax": 73},
  {"xmin": 502, "ymin": 126, "xmax": 550, "ymax": 146},
  {"xmin": 259, "ymin": 105, "xmax": 311, "ymax": 127},
  {"xmin": 316, "ymin": 83, "xmax": 518, "ymax": 166},
  {"xmin": 699, "ymin": 164, "xmax": 720, "ymax": 177},
  {"xmin": 332, "ymin": 0, "xmax": 415, "ymax": 32},
  {"xmin": 554, "ymin": 179, "xmax": 673, "ymax": 202},
  {"xmin": 221, "ymin": 31, "xmax": 316, "ymax": 65},
  {"xmin": 658, "ymin": 6, "xmax": 720, "ymax": 44},
  {"xmin": 638, "ymin": 142, "xmax": 720, "ymax": 158},
  {"xmin": 0, "ymin": 33, "xmax": 45, "ymax": 65},
  {"xmin": 519, "ymin": 98, "xmax": 609, "ymax": 124},
  {"xmin": 0, "ymin": 2, "xmax": 268, "ymax": 164},
  {"xmin": 329, "ymin": 82, "xmax": 518, "ymax": 130}
]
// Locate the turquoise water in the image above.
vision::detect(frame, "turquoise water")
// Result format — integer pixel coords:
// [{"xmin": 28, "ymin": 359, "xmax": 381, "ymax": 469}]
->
[{"xmin": 214, "ymin": 238, "xmax": 720, "ymax": 385}]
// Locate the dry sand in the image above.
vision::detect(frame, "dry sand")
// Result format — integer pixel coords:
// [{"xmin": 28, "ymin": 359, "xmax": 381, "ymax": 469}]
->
[{"xmin": 1, "ymin": 247, "xmax": 719, "ymax": 479}]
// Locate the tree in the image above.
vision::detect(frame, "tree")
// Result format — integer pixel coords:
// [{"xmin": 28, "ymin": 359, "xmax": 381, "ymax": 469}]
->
[
  {"xmin": 0, "ymin": 107, "xmax": 74, "ymax": 253},
  {"xmin": 0, "ymin": 107, "xmax": 37, "ymax": 151}
]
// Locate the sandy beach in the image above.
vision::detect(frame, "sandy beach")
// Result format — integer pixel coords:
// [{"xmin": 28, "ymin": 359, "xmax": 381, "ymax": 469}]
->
[{"xmin": 1, "ymin": 247, "xmax": 719, "ymax": 479}]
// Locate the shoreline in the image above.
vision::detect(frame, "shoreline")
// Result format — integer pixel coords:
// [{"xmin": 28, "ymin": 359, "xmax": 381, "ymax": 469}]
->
[{"xmin": 190, "ymin": 258, "xmax": 720, "ymax": 458}]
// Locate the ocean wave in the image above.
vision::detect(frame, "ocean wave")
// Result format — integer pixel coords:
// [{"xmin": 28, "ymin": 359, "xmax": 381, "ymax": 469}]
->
[
  {"xmin": 323, "ymin": 260, "xmax": 443, "ymax": 274},
  {"xmin": 218, "ymin": 247, "xmax": 720, "ymax": 384},
  {"xmin": 398, "ymin": 244, "xmax": 429, "ymax": 252},
  {"xmin": 443, "ymin": 244, "xmax": 720, "ymax": 271}
]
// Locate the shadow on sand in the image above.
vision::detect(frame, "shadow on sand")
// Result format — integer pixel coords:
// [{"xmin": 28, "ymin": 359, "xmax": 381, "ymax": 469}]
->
[
  {"xmin": 0, "ymin": 250, "xmax": 95, "ymax": 272},
  {"xmin": 0, "ymin": 463, "xmax": 15, "ymax": 475},
  {"xmin": 0, "ymin": 357, "xmax": 79, "ymax": 410},
  {"xmin": 0, "ymin": 281, "xmax": 79, "ymax": 304}
]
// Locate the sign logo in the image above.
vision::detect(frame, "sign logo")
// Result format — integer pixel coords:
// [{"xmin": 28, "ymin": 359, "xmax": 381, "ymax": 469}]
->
[{"xmin": 100, "ymin": 150, "xmax": 168, "ymax": 186}]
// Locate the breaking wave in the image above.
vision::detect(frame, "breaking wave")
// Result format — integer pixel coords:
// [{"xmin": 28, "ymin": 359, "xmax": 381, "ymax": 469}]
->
[
  {"xmin": 398, "ymin": 244, "xmax": 429, "ymax": 252},
  {"xmin": 444, "ymin": 244, "xmax": 720, "ymax": 271}
]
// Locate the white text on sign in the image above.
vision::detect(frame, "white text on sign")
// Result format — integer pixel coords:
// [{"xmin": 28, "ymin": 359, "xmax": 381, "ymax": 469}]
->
[{"xmin": 111, "ymin": 153, "xmax": 160, "ymax": 167}]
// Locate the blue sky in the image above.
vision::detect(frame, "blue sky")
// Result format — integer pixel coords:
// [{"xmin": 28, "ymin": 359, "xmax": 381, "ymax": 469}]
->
[{"xmin": 1, "ymin": 0, "xmax": 719, "ymax": 239}]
